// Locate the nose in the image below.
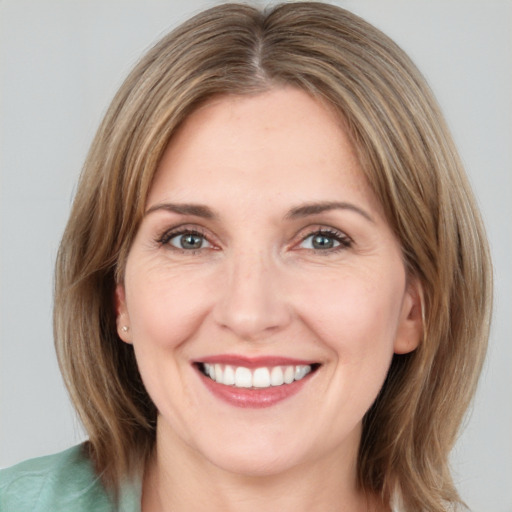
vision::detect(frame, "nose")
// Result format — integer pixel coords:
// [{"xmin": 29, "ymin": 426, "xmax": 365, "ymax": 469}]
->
[{"xmin": 212, "ymin": 250, "xmax": 292, "ymax": 341}]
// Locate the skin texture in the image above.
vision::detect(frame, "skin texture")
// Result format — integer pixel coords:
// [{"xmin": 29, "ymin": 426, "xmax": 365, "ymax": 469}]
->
[{"xmin": 116, "ymin": 87, "xmax": 423, "ymax": 511}]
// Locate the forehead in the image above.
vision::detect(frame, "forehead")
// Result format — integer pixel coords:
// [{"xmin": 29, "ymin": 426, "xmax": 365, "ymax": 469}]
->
[{"xmin": 147, "ymin": 87, "xmax": 379, "ymax": 216}]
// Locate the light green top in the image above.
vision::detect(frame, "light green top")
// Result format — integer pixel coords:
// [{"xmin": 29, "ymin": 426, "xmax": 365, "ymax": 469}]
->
[
  {"xmin": 0, "ymin": 444, "xmax": 141, "ymax": 512},
  {"xmin": 1, "ymin": 444, "xmax": 412, "ymax": 512}
]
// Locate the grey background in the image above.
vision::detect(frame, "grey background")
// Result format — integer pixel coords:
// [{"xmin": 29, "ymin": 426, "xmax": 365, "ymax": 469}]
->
[{"xmin": 1, "ymin": 1, "xmax": 511, "ymax": 511}]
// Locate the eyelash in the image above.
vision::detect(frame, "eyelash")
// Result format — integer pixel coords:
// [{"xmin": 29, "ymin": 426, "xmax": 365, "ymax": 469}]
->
[
  {"xmin": 156, "ymin": 226, "xmax": 352, "ymax": 254},
  {"xmin": 300, "ymin": 228, "xmax": 352, "ymax": 253},
  {"xmin": 157, "ymin": 227, "xmax": 212, "ymax": 253}
]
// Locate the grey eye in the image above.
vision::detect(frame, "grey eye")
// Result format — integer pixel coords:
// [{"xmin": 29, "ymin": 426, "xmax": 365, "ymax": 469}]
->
[
  {"xmin": 301, "ymin": 233, "xmax": 341, "ymax": 250},
  {"xmin": 170, "ymin": 233, "xmax": 210, "ymax": 250}
]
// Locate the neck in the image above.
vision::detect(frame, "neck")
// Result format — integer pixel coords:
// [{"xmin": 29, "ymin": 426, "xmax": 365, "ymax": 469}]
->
[{"xmin": 141, "ymin": 418, "xmax": 388, "ymax": 512}]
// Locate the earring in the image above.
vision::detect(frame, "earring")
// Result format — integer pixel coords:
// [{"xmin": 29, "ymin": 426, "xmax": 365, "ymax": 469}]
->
[{"xmin": 122, "ymin": 325, "xmax": 129, "ymax": 333}]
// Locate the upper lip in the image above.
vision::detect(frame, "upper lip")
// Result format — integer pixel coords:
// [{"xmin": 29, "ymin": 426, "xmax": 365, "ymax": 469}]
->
[{"xmin": 193, "ymin": 354, "xmax": 318, "ymax": 368}]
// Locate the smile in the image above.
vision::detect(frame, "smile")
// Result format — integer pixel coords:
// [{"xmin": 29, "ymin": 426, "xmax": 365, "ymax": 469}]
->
[
  {"xmin": 194, "ymin": 356, "xmax": 320, "ymax": 408},
  {"xmin": 200, "ymin": 363, "xmax": 315, "ymax": 389}
]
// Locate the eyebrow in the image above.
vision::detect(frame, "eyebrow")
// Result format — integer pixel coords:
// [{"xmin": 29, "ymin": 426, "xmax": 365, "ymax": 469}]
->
[
  {"xmin": 145, "ymin": 200, "xmax": 374, "ymax": 223},
  {"xmin": 145, "ymin": 203, "xmax": 218, "ymax": 219},
  {"xmin": 285, "ymin": 201, "xmax": 374, "ymax": 223}
]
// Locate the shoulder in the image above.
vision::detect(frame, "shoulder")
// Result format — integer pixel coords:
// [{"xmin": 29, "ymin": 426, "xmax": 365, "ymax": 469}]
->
[{"xmin": 0, "ymin": 444, "xmax": 115, "ymax": 512}]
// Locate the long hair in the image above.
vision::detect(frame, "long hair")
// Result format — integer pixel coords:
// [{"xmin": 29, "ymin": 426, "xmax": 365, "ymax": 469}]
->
[{"xmin": 54, "ymin": 3, "xmax": 492, "ymax": 510}]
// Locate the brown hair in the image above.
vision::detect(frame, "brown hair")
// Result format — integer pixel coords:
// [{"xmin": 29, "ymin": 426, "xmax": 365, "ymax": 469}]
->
[{"xmin": 54, "ymin": 3, "xmax": 492, "ymax": 510}]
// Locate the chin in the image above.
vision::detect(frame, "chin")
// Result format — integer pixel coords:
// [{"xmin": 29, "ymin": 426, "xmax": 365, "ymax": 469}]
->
[
  {"xmin": 196, "ymin": 425, "xmax": 335, "ymax": 479},
  {"xmin": 206, "ymin": 448, "xmax": 303, "ymax": 478}
]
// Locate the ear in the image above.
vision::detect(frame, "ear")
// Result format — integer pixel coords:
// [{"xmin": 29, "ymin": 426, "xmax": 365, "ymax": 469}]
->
[
  {"xmin": 115, "ymin": 283, "xmax": 132, "ymax": 344},
  {"xmin": 394, "ymin": 277, "xmax": 424, "ymax": 355}
]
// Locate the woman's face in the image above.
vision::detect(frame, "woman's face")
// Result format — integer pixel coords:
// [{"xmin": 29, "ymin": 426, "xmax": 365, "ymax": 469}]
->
[{"xmin": 116, "ymin": 87, "xmax": 422, "ymax": 477}]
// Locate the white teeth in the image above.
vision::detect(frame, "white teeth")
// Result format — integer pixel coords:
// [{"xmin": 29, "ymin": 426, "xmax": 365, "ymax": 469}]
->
[
  {"xmin": 214, "ymin": 364, "xmax": 223, "ymax": 383},
  {"xmin": 253, "ymin": 367, "xmax": 270, "ymax": 388},
  {"xmin": 235, "ymin": 367, "xmax": 252, "ymax": 388},
  {"xmin": 283, "ymin": 365, "xmax": 295, "ymax": 384},
  {"xmin": 223, "ymin": 365, "xmax": 235, "ymax": 385},
  {"xmin": 270, "ymin": 366, "xmax": 284, "ymax": 386},
  {"xmin": 295, "ymin": 365, "xmax": 310, "ymax": 380},
  {"xmin": 202, "ymin": 363, "xmax": 314, "ymax": 388},
  {"xmin": 204, "ymin": 363, "xmax": 215, "ymax": 380}
]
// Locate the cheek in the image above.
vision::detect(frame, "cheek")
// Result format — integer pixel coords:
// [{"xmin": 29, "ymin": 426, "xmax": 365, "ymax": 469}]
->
[
  {"xmin": 123, "ymin": 267, "xmax": 219, "ymax": 422},
  {"xmin": 284, "ymin": 269, "xmax": 406, "ymax": 437},
  {"xmin": 125, "ymin": 266, "xmax": 217, "ymax": 350},
  {"xmin": 296, "ymin": 271, "xmax": 405, "ymax": 359}
]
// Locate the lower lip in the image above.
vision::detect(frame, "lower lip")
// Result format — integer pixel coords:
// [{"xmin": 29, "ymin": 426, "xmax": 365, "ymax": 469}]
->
[{"xmin": 197, "ymin": 369, "xmax": 311, "ymax": 408}]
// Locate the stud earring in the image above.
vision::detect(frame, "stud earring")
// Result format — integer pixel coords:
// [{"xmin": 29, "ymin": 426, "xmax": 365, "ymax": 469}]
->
[{"xmin": 122, "ymin": 326, "xmax": 129, "ymax": 333}]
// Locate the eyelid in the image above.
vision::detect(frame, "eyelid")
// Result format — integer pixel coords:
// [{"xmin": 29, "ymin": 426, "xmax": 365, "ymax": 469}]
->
[
  {"xmin": 156, "ymin": 224, "xmax": 217, "ymax": 249},
  {"xmin": 154, "ymin": 223, "xmax": 352, "ymax": 253},
  {"xmin": 294, "ymin": 226, "xmax": 352, "ymax": 251},
  {"xmin": 170, "ymin": 232, "xmax": 212, "ymax": 250}
]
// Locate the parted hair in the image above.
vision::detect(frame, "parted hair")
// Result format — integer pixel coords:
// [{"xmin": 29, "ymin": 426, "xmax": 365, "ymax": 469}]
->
[{"xmin": 54, "ymin": 3, "xmax": 492, "ymax": 510}]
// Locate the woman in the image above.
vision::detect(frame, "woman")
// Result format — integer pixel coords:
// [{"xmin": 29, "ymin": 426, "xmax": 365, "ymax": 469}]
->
[{"xmin": 0, "ymin": 2, "xmax": 492, "ymax": 511}]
